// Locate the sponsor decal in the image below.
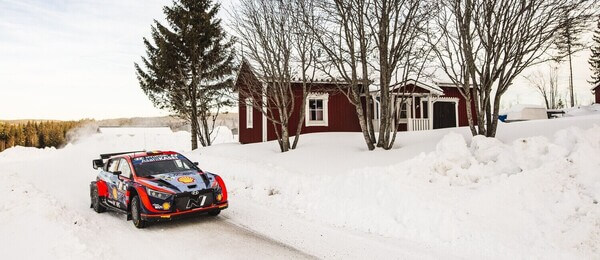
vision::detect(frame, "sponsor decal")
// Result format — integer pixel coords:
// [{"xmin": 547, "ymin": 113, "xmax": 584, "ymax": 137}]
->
[
  {"xmin": 191, "ymin": 190, "xmax": 199, "ymax": 196},
  {"xmin": 177, "ymin": 176, "xmax": 195, "ymax": 184},
  {"xmin": 132, "ymin": 154, "xmax": 180, "ymax": 165},
  {"xmin": 186, "ymin": 195, "xmax": 207, "ymax": 209},
  {"xmin": 112, "ymin": 187, "xmax": 118, "ymax": 199}
]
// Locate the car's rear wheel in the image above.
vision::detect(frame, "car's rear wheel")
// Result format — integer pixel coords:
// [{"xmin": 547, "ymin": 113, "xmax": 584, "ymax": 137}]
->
[
  {"xmin": 131, "ymin": 195, "xmax": 148, "ymax": 229},
  {"xmin": 208, "ymin": 209, "xmax": 221, "ymax": 216},
  {"xmin": 91, "ymin": 185, "xmax": 106, "ymax": 213}
]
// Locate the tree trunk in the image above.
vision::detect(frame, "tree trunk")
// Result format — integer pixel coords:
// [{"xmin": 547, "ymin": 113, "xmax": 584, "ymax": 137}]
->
[
  {"xmin": 190, "ymin": 91, "xmax": 199, "ymax": 150},
  {"xmin": 464, "ymin": 94, "xmax": 478, "ymax": 136},
  {"xmin": 568, "ymin": 48, "xmax": 575, "ymax": 107},
  {"xmin": 353, "ymin": 90, "xmax": 375, "ymax": 151},
  {"xmin": 281, "ymin": 124, "xmax": 290, "ymax": 152},
  {"xmin": 488, "ymin": 94, "xmax": 503, "ymax": 137},
  {"xmin": 292, "ymin": 89, "xmax": 307, "ymax": 150}
]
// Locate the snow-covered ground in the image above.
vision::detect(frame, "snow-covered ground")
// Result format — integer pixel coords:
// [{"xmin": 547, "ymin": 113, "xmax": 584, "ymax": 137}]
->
[{"xmin": 1, "ymin": 115, "xmax": 600, "ymax": 259}]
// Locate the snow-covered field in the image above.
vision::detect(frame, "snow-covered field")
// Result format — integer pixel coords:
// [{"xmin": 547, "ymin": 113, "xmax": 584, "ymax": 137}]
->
[{"xmin": 1, "ymin": 115, "xmax": 600, "ymax": 259}]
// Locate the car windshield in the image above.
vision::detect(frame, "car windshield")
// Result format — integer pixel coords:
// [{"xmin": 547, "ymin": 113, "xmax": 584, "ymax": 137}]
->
[{"xmin": 132, "ymin": 154, "xmax": 196, "ymax": 177}]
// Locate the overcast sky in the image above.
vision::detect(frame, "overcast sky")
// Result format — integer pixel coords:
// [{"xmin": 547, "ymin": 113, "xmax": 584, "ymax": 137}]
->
[{"xmin": 0, "ymin": 0, "xmax": 596, "ymax": 120}]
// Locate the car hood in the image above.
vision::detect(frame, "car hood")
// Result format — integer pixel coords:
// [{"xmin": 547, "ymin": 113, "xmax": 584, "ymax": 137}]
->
[{"xmin": 140, "ymin": 170, "xmax": 209, "ymax": 193}]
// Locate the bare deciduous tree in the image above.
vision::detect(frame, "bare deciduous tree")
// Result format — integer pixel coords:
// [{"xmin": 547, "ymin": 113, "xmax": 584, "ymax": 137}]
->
[
  {"xmin": 368, "ymin": 0, "xmax": 436, "ymax": 149},
  {"xmin": 525, "ymin": 64, "xmax": 563, "ymax": 109},
  {"xmin": 433, "ymin": 0, "xmax": 594, "ymax": 137},
  {"xmin": 232, "ymin": 0, "xmax": 317, "ymax": 152},
  {"xmin": 306, "ymin": 0, "xmax": 376, "ymax": 150}
]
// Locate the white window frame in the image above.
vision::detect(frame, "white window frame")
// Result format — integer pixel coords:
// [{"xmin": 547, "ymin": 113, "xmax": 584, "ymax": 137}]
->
[
  {"xmin": 305, "ymin": 93, "xmax": 329, "ymax": 127},
  {"xmin": 245, "ymin": 98, "xmax": 253, "ymax": 128},
  {"xmin": 396, "ymin": 98, "xmax": 411, "ymax": 124}
]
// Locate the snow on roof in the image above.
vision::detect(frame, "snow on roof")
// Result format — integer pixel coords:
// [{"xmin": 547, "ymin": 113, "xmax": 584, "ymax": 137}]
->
[{"xmin": 399, "ymin": 79, "xmax": 444, "ymax": 95}]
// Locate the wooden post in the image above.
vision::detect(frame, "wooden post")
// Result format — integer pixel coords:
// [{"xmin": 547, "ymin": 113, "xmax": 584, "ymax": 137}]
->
[{"xmin": 428, "ymin": 95, "xmax": 434, "ymax": 129}]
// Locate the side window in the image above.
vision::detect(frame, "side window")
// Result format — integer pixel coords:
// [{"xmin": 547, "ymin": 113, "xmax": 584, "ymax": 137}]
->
[
  {"xmin": 107, "ymin": 159, "xmax": 120, "ymax": 173},
  {"xmin": 305, "ymin": 93, "xmax": 329, "ymax": 127},
  {"xmin": 118, "ymin": 158, "xmax": 132, "ymax": 178}
]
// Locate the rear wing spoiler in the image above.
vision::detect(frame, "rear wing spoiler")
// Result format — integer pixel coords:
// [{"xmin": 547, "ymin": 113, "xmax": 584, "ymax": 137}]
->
[{"xmin": 92, "ymin": 150, "xmax": 146, "ymax": 170}]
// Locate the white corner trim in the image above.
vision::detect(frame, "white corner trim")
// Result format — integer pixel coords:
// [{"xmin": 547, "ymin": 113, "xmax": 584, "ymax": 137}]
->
[
  {"xmin": 245, "ymin": 98, "xmax": 253, "ymax": 129},
  {"xmin": 305, "ymin": 93, "xmax": 329, "ymax": 127},
  {"xmin": 261, "ymin": 84, "xmax": 267, "ymax": 142}
]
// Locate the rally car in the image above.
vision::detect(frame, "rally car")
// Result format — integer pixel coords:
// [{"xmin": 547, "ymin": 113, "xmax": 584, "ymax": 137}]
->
[{"xmin": 89, "ymin": 150, "xmax": 228, "ymax": 228}]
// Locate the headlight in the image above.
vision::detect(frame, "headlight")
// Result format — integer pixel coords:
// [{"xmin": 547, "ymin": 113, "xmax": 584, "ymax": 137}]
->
[
  {"xmin": 146, "ymin": 187, "xmax": 172, "ymax": 200},
  {"xmin": 211, "ymin": 179, "xmax": 220, "ymax": 190}
]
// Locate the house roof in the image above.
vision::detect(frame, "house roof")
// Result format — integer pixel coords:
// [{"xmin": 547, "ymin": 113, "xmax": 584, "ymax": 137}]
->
[
  {"xmin": 384, "ymin": 79, "xmax": 444, "ymax": 95},
  {"xmin": 435, "ymin": 81, "xmax": 474, "ymax": 89},
  {"xmin": 234, "ymin": 59, "xmax": 445, "ymax": 95}
]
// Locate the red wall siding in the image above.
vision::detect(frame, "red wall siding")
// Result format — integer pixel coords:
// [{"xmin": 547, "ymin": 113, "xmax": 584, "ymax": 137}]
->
[
  {"xmin": 266, "ymin": 83, "xmax": 362, "ymax": 141},
  {"xmin": 595, "ymin": 86, "xmax": 600, "ymax": 104},
  {"xmin": 236, "ymin": 63, "xmax": 264, "ymax": 144},
  {"xmin": 236, "ymin": 70, "xmax": 479, "ymax": 144}
]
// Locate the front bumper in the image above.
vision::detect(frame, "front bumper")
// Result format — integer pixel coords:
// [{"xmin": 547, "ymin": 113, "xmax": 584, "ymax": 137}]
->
[{"xmin": 140, "ymin": 202, "xmax": 228, "ymax": 221}]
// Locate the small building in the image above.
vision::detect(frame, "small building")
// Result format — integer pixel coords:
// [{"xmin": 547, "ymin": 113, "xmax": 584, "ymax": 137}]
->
[
  {"xmin": 504, "ymin": 105, "xmax": 548, "ymax": 122},
  {"xmin": 234, "ymin": 61, "xmax": 477, "ymax": 144},
  {"xmin": 593, "ymin": 84, "xmax": 600, "ymax": 104}
]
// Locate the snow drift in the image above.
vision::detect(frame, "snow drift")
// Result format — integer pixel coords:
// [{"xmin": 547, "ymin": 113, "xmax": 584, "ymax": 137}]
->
[{"xmin": 1, "ymin": 115, "xmax": 599, "ymax": 259}]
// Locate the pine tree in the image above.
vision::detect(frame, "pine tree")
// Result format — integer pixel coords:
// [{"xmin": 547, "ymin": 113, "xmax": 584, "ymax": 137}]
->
[
  {"xmin": 135, "ymin": 0, "xmax": 235, "ymax": 150},
  {"xmin": 589, "ymin": 18, "xmax": 600, "ymax": 86},
  {"xmin": 554, "ymin": 8, "xmax": 587, "ymax": 107}
]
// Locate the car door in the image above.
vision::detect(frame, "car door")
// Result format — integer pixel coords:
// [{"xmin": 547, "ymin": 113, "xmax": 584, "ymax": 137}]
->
[
  {"xmin": 103, "ymin": 158, "xmax": 122, "ymax": 208},
  {"xmin": 115, "ymin": 158, "xmax": 133, "ymax": 210}
]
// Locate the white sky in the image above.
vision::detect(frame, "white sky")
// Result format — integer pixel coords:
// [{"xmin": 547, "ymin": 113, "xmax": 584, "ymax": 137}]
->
[{"xmin": 0, "ymin": 0, "xmax": 596, "ymax": 120}]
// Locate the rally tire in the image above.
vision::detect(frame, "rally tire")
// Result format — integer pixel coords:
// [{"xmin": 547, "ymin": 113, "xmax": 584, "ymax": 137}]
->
[
  {"xmin": 131, "ymin": 195, "xmax": 148, "ymax": 229},
  {"xmin": 91, "ymin": 185, "xmax": 106, "ymax": 213},
  {"xmin": 208, "ymin": 209, "xmax": 221, "ymax": 216}
]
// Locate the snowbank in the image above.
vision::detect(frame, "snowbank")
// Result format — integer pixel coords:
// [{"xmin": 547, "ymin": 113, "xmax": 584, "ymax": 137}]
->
[
  {"xmin": 1, "ymin": 116, "xmax": 600, "ymax": 258},
  {"xmin": 565, "ymin": 104, "xmax": 600, "ymax": 117},
  {"xmin": 189, "ymin": 115, "xmax": 600, "ymax": 259}
]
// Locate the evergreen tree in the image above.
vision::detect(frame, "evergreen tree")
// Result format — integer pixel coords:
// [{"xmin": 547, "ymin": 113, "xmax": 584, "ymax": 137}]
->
[
  {"xmin": 554, "ymin": 8, "xmax": 587, "ymax": 107},
  {"xmin": 589, "ymin": 18, "xmax": 600, "ymax": 86},
  {"xmin": 135, "ymin": 0, "xmax": 235, "ymax": 150}
]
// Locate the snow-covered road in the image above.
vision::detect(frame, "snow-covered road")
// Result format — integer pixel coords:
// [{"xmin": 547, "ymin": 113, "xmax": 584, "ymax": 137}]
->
[
  {"xmin": 0, "ymin": 130, "xmax": 444, "ymax": 259},
  {"xmin": 0, "ymin": 171, "xmax": 315, "ymax": 259}
]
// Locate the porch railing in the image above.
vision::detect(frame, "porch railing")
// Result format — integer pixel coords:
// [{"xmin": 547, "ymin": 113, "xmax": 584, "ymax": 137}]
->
[{"xmin": 409, "ymin": 118, "xmax": 430, "ymax": 131}]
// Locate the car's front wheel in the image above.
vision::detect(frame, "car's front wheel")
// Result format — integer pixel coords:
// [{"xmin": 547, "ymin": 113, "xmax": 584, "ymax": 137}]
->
[
  {"xmin": 91, "ymin": 185, "xmax": 106, "ymax": 213},
  {"xmin": 131, "ymin": 195, "xmax": 148, "ymax": 229},
  {"xmin": 208, "ymin": 209, "xmax": 221, "ymax": 216}
]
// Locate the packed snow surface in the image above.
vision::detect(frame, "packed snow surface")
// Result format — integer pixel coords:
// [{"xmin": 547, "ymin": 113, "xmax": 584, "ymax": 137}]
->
[{"xmin": 1, "ymin": 114, "xmax": 600, "ymax": 259}]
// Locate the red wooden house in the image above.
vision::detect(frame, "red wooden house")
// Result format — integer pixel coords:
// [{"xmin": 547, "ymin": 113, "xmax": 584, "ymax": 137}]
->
[{"xmin": 235, "ymin": 61, "xmax": 477, "ymax": 144}]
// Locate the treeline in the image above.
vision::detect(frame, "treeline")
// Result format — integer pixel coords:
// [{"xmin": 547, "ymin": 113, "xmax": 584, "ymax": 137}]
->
[{"xmin": 0, "ymin": 121, "xmax": 83, "ymax": 152}]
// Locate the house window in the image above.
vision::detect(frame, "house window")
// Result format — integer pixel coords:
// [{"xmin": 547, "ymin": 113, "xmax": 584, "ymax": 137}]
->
[
  {"xmin": 246, "ymin": 98, "xmax": 253, "ymax": 128},
  {"xmin": 309, "ymin": 99, "xmax": 324, "ymax": 120},
  {"xmin": 305, "ymin": 93, "xmax": 329, "ymax": 127},
  {"xmin": 397, "ymin": 100, "xmax": 410, "ymax": 123}
]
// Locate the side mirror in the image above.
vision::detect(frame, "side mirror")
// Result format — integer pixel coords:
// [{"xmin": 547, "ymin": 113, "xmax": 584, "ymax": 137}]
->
[
  {"xmin": 93, "ymin": 159, "xmax": 104, "ymax": 170},
  {"xmin": 112, "ymin": 171, "xmax": 122, "ymax": 175},
  {"xmin": 194, "ymin": 162, "xmax": 199, "ymax": 166}
]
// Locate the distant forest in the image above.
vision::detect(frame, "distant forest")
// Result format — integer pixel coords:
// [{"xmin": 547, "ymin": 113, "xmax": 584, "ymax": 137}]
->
[{"xmin": 0, "ymin": 121, "xmax": 83, "ymax": 152}]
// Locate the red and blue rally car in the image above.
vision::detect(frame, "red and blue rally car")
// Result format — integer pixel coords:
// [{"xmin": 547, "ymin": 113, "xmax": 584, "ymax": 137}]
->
[{"xmin": 90, "ymin": 150, "xmax": 228, "ymax": 228}]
